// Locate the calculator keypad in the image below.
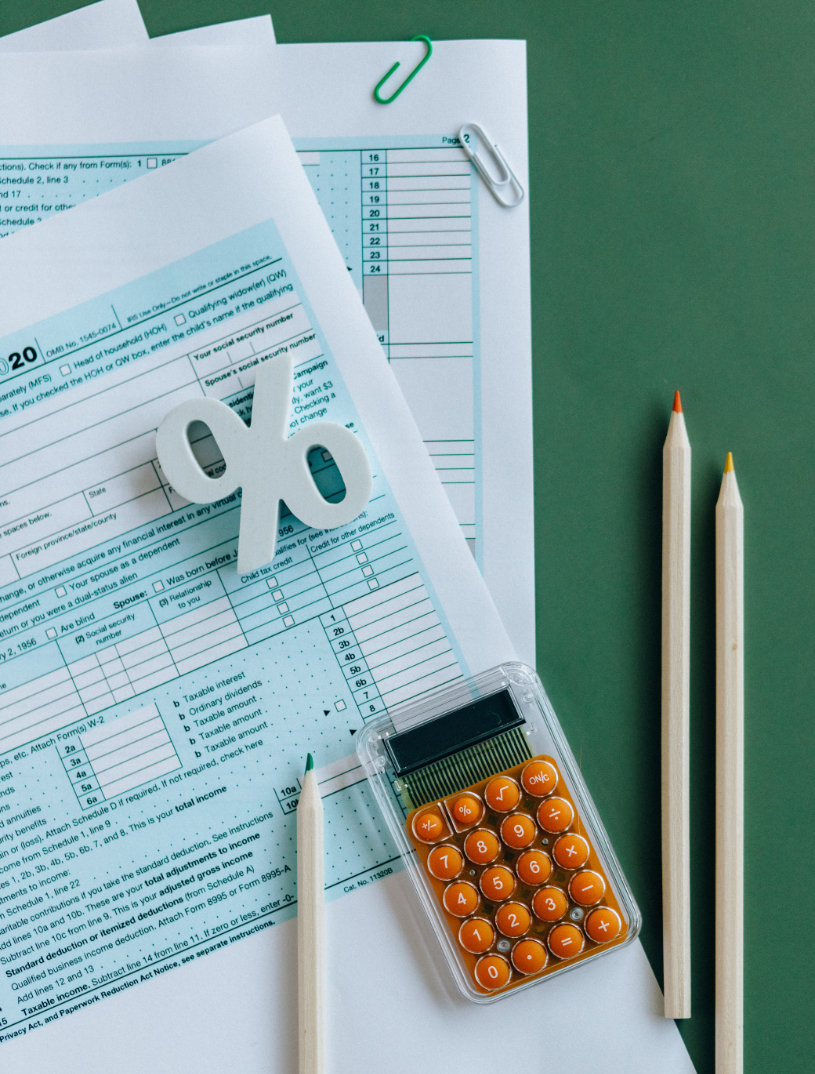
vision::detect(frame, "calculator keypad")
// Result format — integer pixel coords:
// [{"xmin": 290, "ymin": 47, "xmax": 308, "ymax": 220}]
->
[{"xmin": 406, "ymin": 754, "xmax": 629, "ymax": 995}]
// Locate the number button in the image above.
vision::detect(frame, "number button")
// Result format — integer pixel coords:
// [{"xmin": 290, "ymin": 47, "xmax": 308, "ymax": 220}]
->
[
  {"xmin": 426, "ymin": 845, "xmax": 464, "ymax": 881},
  {"xmin": 547, "ymin": 922, "xmax": 585, "ymax": 960},
  {"xmin": 463, "ymin": 828, "xmax": 500, "ymax": 865},
  {"xmin": 494, "ymin": 901, "xmax": 532, "ymax": 938},
  {"xmin": 499, "ymin": 812, "xmax": 537, "ymax": 849},
  {"xmin": 536, "ymin": 796, "xmax": 574, "ymax": 834},
  {"xmin": 484, "ymin": 775, "xmax": 521, "ymax": 813},
  {"xmin": 479, "ymin": 865, "xmax": 516, "ymax": 902},
  {"xmin": 515, "ymin": 849, "xmax": 552, "ymax": 886},
  {"xmin": 552, "ymin": 833, "xmax": 590, "ymax": 870},
  {"xmin": 474, "ymin": 954, "xmax": 511, "ymax": 991},
  {"xmin": 531, "ymin": 886, "xmax": 569, "ymax": 922},
  {"xmin": 442, "ymin": 881, "xmax": 480, "ymax": 918},
  {"xmin": 458, "ymin": 917, "xmax": 495, "ymax": 954},
  {"xmin": 520, "ymin": 759, "xmax": 559, "ymax": 797}
]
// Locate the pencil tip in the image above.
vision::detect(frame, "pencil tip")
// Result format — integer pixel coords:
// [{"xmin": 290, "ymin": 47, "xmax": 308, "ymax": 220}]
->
[
  {"xmin": 305, "ymin": 753, "xmax": 314, "ymax": 774},
  {"xmin": 724, "ymin": 451, "xmax": 734, "ymax": 474},
  {"xmin": 672, "ymin": 390, "xmax": 682, "ymax": 413}
]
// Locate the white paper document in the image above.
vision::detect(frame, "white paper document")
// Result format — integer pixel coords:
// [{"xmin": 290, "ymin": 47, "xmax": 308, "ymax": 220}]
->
[
  {"xmin": 0, "ymin": 114, "xmax": 691, "ymax": 1074},
  {"xmin": 0, "ymin": 0, "xmax": 148, "ymax": 51},
  {"xmin": 0, "ymin": 38, "xmax": 532, "ymax": 664}
]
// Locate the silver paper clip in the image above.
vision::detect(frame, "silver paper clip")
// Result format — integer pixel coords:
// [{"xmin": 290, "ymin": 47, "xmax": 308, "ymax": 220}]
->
[{"xmin": 458, "ymin": 122, "xmax": 524, "ymax": 208}]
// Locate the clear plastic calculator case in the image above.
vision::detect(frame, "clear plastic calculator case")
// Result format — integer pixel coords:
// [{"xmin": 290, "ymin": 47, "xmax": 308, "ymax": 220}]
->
[{"xmin": 356, "ymin": 662, "xmax": 641, "ymax": 1003}]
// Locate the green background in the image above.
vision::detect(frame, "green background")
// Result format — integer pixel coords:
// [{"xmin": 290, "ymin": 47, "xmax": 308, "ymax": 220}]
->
[{"xmin": 2, "ymin": 2, "xmax": 813, "ymax": 1070}]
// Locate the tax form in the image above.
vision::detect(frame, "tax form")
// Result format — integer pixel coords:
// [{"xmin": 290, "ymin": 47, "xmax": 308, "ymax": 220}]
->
[{"xmin": 0, "ymin": 38, "xmax": 533, "ymax": 665}]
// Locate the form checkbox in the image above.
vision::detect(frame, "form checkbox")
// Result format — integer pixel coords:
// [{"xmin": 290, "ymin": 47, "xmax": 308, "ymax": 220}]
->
[
  {"xmin": 174, "ymin": 313, "xmax": 186, "ymax": 326},
  {"xmin": 46, "ymin": 628, "xmax": 57, "ymax": 640},
  {"xmin": 278, "ymin": 602, "xmax": 289, "ymax": 614},
  {"xmin": 147, "ymin": 158, "xmax": 158, "ymax": 169},
  {"xmin": 335, "ymin": 700, "xmax": 347, "ymax": 712},
  {"xmin": 362, "ymin": 566, "xmax": 373, "ymax": 577},
  {"xmin": 152, "ymin": 580, "xmax": 164, "ymax": 593},
  {"xmin": 56, "ymin": 586, "xmax": 66, "ymax": 597},
  {"xmin": 60, "ymin": 364, "xmax": 71, "ymax": 376},
  {"xmin": 367, "ymin": 579, "xmax": 379, "ymax": 590},
  {"xmin": 265, "ymin": 576, "xmax": 278, "ymax": 588},
  {"xmin": 351, "ymin": 540, "xmax": 362, "ymax": 551},
  {"xmin": 271, "ymin": 590, "xmax": 284, "ymax": 602},
  {"xmin": 356, "ymin": 553, "xmax": 368, "ymax": 564},
  {"xmin": 283, "ymin": 615, "xmax": 294, "ymax": 627}
]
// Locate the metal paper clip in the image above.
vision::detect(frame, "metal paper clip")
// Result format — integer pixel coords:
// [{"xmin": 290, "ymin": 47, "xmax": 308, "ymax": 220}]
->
[
  {"xmin": 374, "ymin": 35, "xmax": 433, "ymax": 104},
  {"xmin": 458, "ymin": 122, "xmax": 524, "ymax": 208}
]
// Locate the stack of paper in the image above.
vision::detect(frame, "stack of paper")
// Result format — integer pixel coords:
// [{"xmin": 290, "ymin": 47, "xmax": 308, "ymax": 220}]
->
[{"xmin": 0, "ymin": 4, "xmax": 693, "ymax": 1072}]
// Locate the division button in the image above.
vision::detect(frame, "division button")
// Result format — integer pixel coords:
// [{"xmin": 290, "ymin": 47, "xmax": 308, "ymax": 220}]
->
[
  {"xmin": 449, "ymin": 793, "xmax": 484, "ymax": 829},
  {"xmin": 499, "ymin": 813, "xmax": 537, "ymax": 850},
  {"xmin": 552, "ymin": 833, "xmax": 590, "ymax": 870},
  {"xmin": 458, "ymin": 917, "xmax": 495, "ymax": 954},
  {"xmin": 532, "ymin": 886, "xmax": 569, "ymax": 922},
  {"xmin": 484, "ymin": 775, "xmax": 521, "ymax": 812},
  {"xmin": 585, "ymin": 906, "xmax": 622, "ymax": 944},
  {"xmin": 479, "ymin": 865, "xmax": 517, "ymax": 902},
  {"xmin": 474, "ymin": 954, "xmax": 511, "ymax": 991},
  {"xmin": 426, "ymin": 845, "xmax": 464, "ymax": 881},
  {"xmin": 536, "ymin": 796, "xmax": 574, "ymax": 834},
  {"xmin": 463, "ymin": 828, "xmax": 501, "ymax": 865},
  {"xmin": 568, "ymin": 870, "xmax": 606, "ymax": 906},
  {"xmin": 520, "ymin": 759, "xmax": 559, "ymax": 797},
  {"xmin": 515, "ymin": 849, "xmax": 552, "ymax": 886},
  {"xmin": 412, "ymin": 808, "xmax": 449, "ymax": 844},
  {"xmin": 443, "ymin": 881, "xmax": 480, "ymax": 918},
  {"xmin": 547, "ymin": 922, "xmax": 585, "ymax": 959},
  {"xmin": 495, "ymin": 901, "xmax": 532, "ymax": 938},
  {"xmin": 511, "ymin": 938, "xmax": 548, "ymax": 976}
]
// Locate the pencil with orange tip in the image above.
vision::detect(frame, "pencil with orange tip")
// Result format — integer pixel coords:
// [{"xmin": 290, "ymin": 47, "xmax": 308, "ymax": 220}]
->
[
  {"xmin": 716, "ymin": 453, "xmax": 743, "ymax": 1074},
  {"xmin": 661, "ymin": 389, "xmax": 691, "ymax": 1018}
]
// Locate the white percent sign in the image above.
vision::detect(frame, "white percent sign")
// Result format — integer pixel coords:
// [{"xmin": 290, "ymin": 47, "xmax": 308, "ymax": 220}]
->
[{"xmin": 156, "ymin": 353, "xmax": 372, "ymax": 572}]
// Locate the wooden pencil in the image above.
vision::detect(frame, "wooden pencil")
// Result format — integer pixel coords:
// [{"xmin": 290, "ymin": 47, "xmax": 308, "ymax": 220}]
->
[
  {"xmin": 298, "ymin": 753, "xmax": 325, "ymax": 1074},
  {"xmin": 715, "ymin": 453, "xmax": 744, "ymax": 1074},
  {"xmin": 661, "ymin": 390, "xmax": 692, "ymax": 1019}
]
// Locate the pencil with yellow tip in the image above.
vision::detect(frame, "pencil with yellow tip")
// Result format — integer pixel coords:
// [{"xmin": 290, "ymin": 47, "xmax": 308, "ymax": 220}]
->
[
  {"xmin": 298, "ymin": 753, "xmax": 324, "ymax": 1074},
  {"xmin": 661, "ymin": 389, "xmax": 691, "ymax": 1018},
  {"xmin": 716, "ymin": 453, "xmax": 744, "ymax": 1074}
]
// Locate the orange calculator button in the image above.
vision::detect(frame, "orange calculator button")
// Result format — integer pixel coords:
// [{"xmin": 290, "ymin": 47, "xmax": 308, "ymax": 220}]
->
[
  {"xmin": 520, "ymin": 759, "xmax": 559, "ymax": 797},
  {"xmin": 427, "ymin": 845, "xmax": 464, "ymax": 881},
  {"xmin": 474, "ymin": 954, "xmax": 511, "ymax": 991},
  {"xmin": 532, "ymin": 886, "xmax": 568, "ymax": 922},
  {"xmin": 536, "ymin": 797, "xmax": 574, "ymax": 834},
  {"xmin": 463, "ymin": 828, "xmax": 500, "ymax": 865},
  {"xmin": 511, "ymin": 938, "xmax": 548, "ymax": 976},
  {"xmin": 548, "ymin": 922, "xmax": 585, "ymax": 959},
  {"xmin": 479, "ymin": 865, "xmax": 516, "ymax": 902},
  {"xmin": 458, "ymin": 917, "xmax": 495, "ymax": 954},
  {"xmin": 412, "ymin": 808, "xmax": 448, "ymax": 844},
  {"xmin": 500, "ymin": 813, "xmax": 537, "ymax": 850},
  {"xmin": 495, "ymin": 901, "xmax": 532, "ymax": 938},
  {"xmin": 569, "ymin": 869, "xmax": 606, "ymax": 906},
  {"xmin": 585, "ymin": 906, "xmax": 622, "ymax": 944},
  {"xmin": 443, "ymin": 881, "xmax": 480, "ymax": 917},
  {"xmin": 516, "ymin": 849, "xmax": 552, "ymax": 886},
  {"xmin": 449, "ymin": 793, "xmax": 483, "ymax": 829},
  {"xmin": 553, "ymin": 833, "xmax": 590, "ymax": 870},
  {"xmin": 484, "ymin": 775, "xmax": 521, "ymax": 813}
]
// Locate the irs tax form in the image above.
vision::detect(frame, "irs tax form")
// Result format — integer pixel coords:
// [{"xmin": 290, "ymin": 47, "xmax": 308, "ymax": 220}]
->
[{"xmin": 0, "ymin": 38, "xmax": 533, "ymax": 663}]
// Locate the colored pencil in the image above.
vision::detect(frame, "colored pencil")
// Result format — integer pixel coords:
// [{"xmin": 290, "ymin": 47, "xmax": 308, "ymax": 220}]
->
[
  {"xmin": 715, "ymin": 453, "xmax": 744, "ymax": 1074},
  {"xmin": 298, "ymin": 753, "xmax": 325, "ymax": 1074},
  {"xmin": 661, "ymin": 390, "xmax": 692, "ymax": 1018}
]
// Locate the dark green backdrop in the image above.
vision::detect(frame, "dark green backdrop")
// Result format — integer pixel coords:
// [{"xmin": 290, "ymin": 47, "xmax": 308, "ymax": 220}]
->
[{"xmin": 2, "ymin": 2, "xmax": 813, "ymax": 1070}]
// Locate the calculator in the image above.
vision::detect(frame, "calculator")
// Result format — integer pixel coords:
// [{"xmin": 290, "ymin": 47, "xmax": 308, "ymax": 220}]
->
[{"xmin": 356, "ymin": 663, "xmax": 641, "ymax": 1002}]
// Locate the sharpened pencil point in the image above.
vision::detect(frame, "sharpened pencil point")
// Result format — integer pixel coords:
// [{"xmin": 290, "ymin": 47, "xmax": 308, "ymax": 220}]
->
[
  {"xmin": 724, "ymin": 452, "xmax": 734, "ymax": 474},
  {"xmin": 305, "ymin": 753, "xmax": 314, "ymax": 774},
  {"xmin": 672, "ymin": 390, "xmax": 682, "ymax": 413}
]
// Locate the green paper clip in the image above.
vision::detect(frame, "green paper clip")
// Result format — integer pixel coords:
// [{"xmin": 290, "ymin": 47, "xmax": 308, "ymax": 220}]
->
[{"xmin": 373, "ymin": 35, "xmax": 433, "ymax": 104}]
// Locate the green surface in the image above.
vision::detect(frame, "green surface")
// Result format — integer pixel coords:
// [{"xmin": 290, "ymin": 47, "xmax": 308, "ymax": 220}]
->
[{"xmin": 2, "ymin": 1, "xmax": 813, "ymax": 1070}]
